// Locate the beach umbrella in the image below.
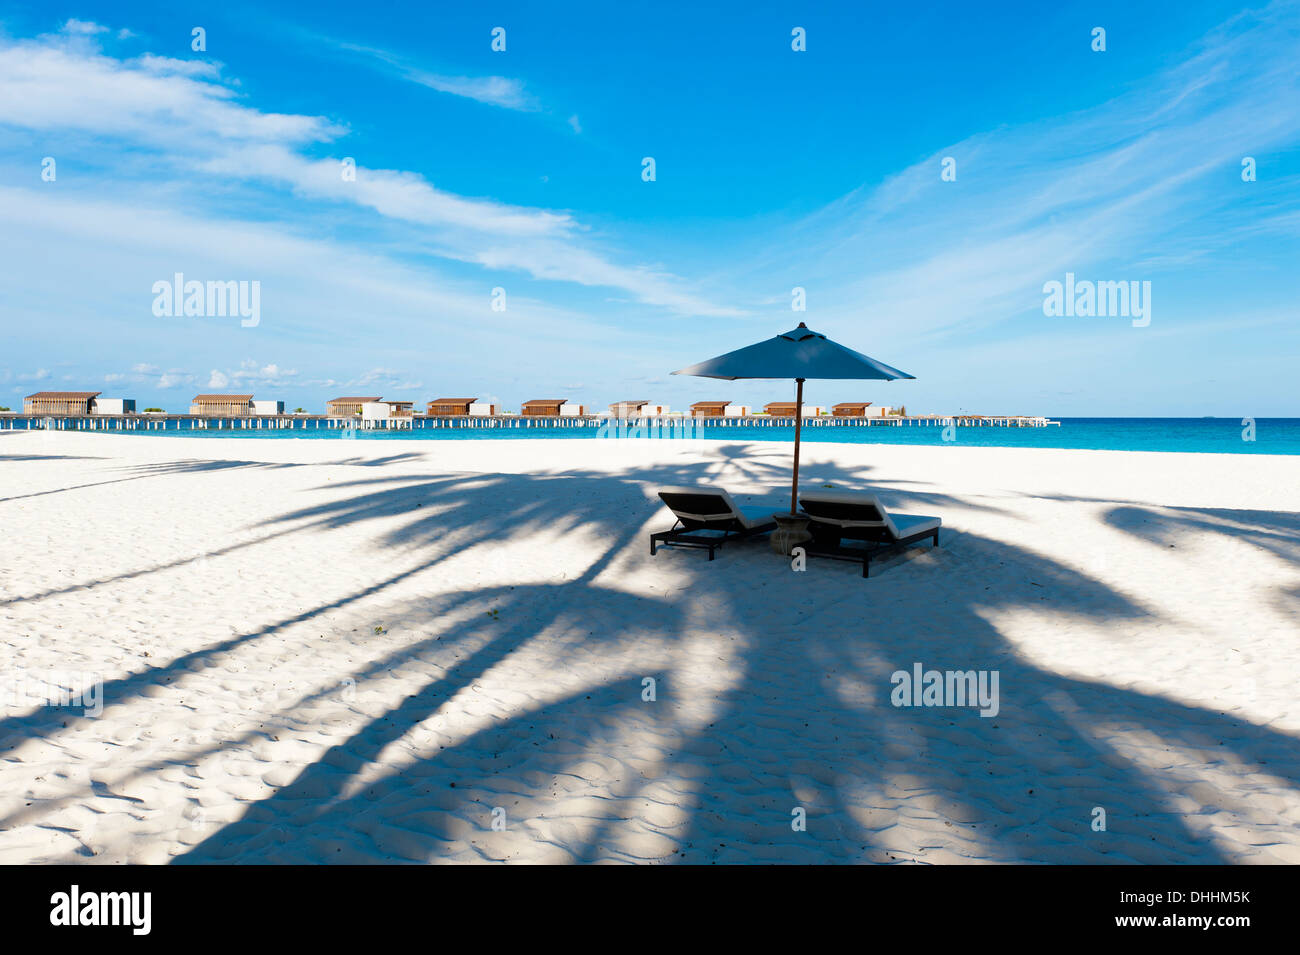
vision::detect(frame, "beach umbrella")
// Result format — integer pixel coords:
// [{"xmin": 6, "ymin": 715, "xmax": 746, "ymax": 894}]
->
[{"xmin": 671, "ymin": 322, "xmax": 914, "ymax": 513}]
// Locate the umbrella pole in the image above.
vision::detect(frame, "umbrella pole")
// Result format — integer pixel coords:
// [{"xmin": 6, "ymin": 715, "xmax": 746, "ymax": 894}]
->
[{"xmin": 790, "ymin": 377, "xmax": 804, "ymax": 514}]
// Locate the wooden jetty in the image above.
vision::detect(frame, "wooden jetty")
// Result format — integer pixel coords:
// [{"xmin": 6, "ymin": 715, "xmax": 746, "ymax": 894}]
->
[{"xmin": 0, "ymin": 412, "xmax": 1060, "ymax": 433}]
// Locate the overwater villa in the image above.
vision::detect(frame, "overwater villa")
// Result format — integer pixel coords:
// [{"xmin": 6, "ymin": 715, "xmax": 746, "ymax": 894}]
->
[
  {"xmin": 326, "ymin": 396, "xmax": 381, "ymax": 416},
  {"xmin": 691, "ymin": 400, "xmax": 728, "ymax": 417},
  {"xmin": 361, "ymin": 400, "xmax": 415, "ymax": 420},
  {"xmin": 832, "ymin": 402, "xmax": 872, "ymax": 417},
  {"xmin": 426, "ymin": 398, "xmax": 496, "ymax": 416},
  {"xmin": 23, "ymin": 391, "xmax": 101, "ymax": 415},
  {"xmin": 690, "ymin": 401, "xmax": 750, "ymax": 417},
  {"xmin": 522, "ymin": 399, "xmax": 584, "ymax": 416},
  {"xmin": 609, "ymin": 400, "xmax": 670, "ymax": 417},
  {"xmin": 763, "ymin": 401, "xmax": 825, "ymax": 416},
  {"xmin": 93, "ymin": 398, "xmax": 136, "ymax": 415},
  {"xmin": 831, "ymin": 402, "xmax": 902, "ymax": 417},
  {"xmin": 189, "ymin": 394, "xmax": 254, "ymax": 416}
]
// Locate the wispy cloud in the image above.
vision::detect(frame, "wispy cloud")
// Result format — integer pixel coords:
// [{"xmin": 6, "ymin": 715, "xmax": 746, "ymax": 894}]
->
[
  {"xmin": 0, "ymin": 26, "xmax": 734, "ymax": 315},
  {"xmin": 0, "ymin": 181, "xmax": 648, "ymax": 404},
  {"xmin": 403, "ymin": 70, "xmax": 530, "ymax": 111},
  {"xmin": 344, "ymin": 368, "xmax": 424, "ymax": 392},
  {"xmin": 158, "ymin": 371, "xmax": 193, "ymax": 389},
  {"xmin": 727, "ymin": 1, "xmax": 1300, "ymax": 344},
  {"xmin": 330, "ymin": 39, "xmax": 536, "ymax": 111}
]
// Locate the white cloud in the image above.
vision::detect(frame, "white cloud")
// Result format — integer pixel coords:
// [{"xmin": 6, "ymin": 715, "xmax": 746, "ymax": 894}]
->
[
  {"xmin": 0, "ymin": 184, "xmax": 622, "ymax": 352},
  {"xmin": 349, "ymin": 368, "xmax": 399, "ymax": 386},
  {"xmin": 212, "ymin": 360, "xmax": 299, "ymax": 383},
  {"xmin": 0, "ymin": 40, "xmax": 341, "ymax": 147},
  {"xmin": 330, "ymin": 40, "xmax": 536, "ymax": 111},
  {"xmin": 62, "ymin": 20, "xmax": 108, "ymax": 36},
  {"xmin": 0, "ymin": 31, "xmax": 733, "ymax": 314},
  {"xmin": 194, "ymin": 145, "xmax": 571, "ymax": 237},
  {"xmin": 567, "ymin": 114, "xmax": 582, "ymax": 134},
  {"xmin": 207, "ymin": 369, "xmax": 229, "ymax": 388},
  {"xmin": 405, "ymin": 70, "xmax": 532, "ymax": 111},
  {"xmin": 133, "ymin": 54, "xmax": 221, "ymax": 79}
]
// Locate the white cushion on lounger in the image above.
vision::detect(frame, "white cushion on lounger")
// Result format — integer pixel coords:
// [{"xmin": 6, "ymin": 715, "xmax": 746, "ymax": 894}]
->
[
  {"xmin": 658, "ymin": 486, "xmax": 775, "ymax": 530},
  {"xmin": 888, "ymin": 513, "xmax": 942, "ymax": 537},
  {"xmin": 799, "ymin": 489, "xmax": 940, "ymax": 540},
  {"xmin": 736, "ymin": 505, "xmax": 780, "ymax": 530}
]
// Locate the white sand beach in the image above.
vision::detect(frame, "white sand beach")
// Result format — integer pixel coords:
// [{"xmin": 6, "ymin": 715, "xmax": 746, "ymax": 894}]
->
[{"xmin": 0, "ymin": 431, "xmax": 1297, "ymax": 864}]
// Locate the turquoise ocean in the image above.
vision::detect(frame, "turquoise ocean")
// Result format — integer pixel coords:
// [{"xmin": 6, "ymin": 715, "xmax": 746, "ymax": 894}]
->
[{"xmin": 73, "ymin": 417, "xmax": 1300, "ymax": 455}]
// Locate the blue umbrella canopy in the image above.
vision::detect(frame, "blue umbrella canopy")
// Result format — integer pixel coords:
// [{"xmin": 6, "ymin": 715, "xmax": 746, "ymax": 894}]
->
[
  {"xmin": 671, "ymin": 323, "xmax": 914, "ymax": 381},
  {"xmin": 672, "ymin": 322, "xmax": 915, "ymax": 515}
]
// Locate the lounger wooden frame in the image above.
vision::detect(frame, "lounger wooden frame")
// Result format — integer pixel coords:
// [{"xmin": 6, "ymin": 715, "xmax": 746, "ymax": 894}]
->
[
  {"xmin": 650, "ymin": 488, "xmax": 777, "ymax": 561},
  {"xmin": 799, "ymin": 493, "xmax": 941, "ymax": 578}
]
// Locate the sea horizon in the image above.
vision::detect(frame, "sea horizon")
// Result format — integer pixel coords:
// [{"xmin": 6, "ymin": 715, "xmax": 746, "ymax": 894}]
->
[{"xmin": 47, "ymin": 416, "xmax": 1300, "ymax": 455}]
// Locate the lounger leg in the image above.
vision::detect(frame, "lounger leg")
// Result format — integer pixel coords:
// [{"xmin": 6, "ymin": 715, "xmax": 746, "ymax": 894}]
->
[
  {"xmin": 651, "ymin": 537, "xmax": 657, "ymax": 556},
  {"xmin": 933, "ymin": 530, "xmax": 940, "ymax": 547},
  {"xmin": 862, "ymin": 555, "xmax": 870, "ymax": 578},
  {"xmin": 708, "ymin": 544, "xmax": 716, "ymax": 561}
]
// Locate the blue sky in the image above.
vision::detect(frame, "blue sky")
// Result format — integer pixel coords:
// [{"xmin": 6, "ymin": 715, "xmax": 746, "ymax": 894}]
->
[{"xmin": 1, "ymin": 0, "xmax": 1297, "ymax": 415}]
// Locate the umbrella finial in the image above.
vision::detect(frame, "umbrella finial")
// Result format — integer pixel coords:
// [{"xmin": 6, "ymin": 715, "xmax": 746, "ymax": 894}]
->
[{"xmin": 797, "ymin": 321, "xmax": 806, "ymax": 328}]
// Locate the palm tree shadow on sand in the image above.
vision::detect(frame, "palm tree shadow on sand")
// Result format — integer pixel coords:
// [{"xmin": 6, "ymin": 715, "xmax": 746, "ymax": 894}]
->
[{"xmin": 169, "ymin": 447, "xmax": 1299, "ymax": 864}]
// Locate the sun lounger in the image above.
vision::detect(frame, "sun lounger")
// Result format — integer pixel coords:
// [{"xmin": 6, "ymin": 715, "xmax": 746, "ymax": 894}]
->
[
  {"xmin": 650, "ymin": 486, "xmax": 778, "ymax": 560},
  {"xmin": 798, "ymin": 490, "xmax": 941, "ymax": 577}
]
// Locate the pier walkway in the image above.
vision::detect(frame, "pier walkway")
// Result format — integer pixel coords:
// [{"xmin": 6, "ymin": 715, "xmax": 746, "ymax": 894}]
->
[{"xmin": 0, "ymin": 413, "xmax": 1060, "ymax": 433}]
